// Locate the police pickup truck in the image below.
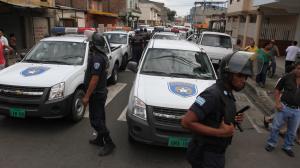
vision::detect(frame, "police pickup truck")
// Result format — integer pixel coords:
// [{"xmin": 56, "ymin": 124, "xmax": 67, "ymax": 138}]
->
[
  {"xmin": 0, "ymin": 33, "xmax": 122, "ymax": 122},
  {"xmin": 126, "ymin": 39, "xmax": 217, "ymax": 147}
]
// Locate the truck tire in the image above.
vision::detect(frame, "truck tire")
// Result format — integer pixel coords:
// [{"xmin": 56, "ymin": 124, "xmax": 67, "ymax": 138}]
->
[
  {"xmin": 69, "ymin": 89, "xmax": 86, "ymax": 122},
  {"xmin": 120, "ymin": 54, "xmax": 128, "ymax": 71},
  {"xmin": 109, "ymin": 64, "xmax": 118, "ymax": 85}
]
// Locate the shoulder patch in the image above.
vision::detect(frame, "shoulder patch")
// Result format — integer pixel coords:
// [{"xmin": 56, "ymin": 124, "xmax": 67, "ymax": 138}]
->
[
  {"xmin": 94, "ymin": 62, "xmax": 100, "ymax": 70},
  {"xmin": 195, "ymin": 96, "xmax": 206, "ymax": 106}
]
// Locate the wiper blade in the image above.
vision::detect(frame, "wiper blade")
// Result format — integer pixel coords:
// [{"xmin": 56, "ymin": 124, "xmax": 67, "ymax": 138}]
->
[
  {"xmin": 63, "ymin": 55, "xmax": 82, "ymax": 59},
  {"xmin": 141, "ymin": 71, "xmax": 169, "ymax": 76},
  {"xmin": 40, "ymin": 60, "xmax": 72, "ymax": 65},
  {"xmin": 24, "ymin": 59, "xmax": 43, "ymax": 63},
  {"xmin": 169, "ymin": 73, "xmax": 199, "ymax": 78}
]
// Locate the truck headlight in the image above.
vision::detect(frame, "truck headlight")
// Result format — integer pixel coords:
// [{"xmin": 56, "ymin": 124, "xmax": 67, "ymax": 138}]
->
[
  {"xmin": 48, "ymin": 82, "xmax": 65, "ymax": 100},
  {"xmin": 133, "ymin": 97, "xmax": 147, "ymax": 120}
]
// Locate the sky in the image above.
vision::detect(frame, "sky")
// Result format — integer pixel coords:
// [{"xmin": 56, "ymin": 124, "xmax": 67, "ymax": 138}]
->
[{"xmin": 151, "ymin": 0, "xmax": 227, "ymax": 17}]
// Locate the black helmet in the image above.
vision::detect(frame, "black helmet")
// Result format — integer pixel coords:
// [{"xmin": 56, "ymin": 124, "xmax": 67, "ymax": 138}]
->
[
  {"xmin": 219, "ymin": 51, "xmax": 253, "ymax": 80},
  {"xmin": 91, "ymin": 32, "xmax": 106, "ymax": 52}
]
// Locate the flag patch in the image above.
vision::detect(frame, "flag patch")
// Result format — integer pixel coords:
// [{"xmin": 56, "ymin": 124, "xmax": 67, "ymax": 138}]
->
[{"xmin": 195, "ymin": 96, "xmax": 206, "ymax": 106}]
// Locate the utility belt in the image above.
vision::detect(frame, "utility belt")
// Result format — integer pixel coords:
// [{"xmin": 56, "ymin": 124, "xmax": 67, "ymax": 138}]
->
[{"xmin": 282, "ymin": 101, "xmax": 300, "ymax": 109}]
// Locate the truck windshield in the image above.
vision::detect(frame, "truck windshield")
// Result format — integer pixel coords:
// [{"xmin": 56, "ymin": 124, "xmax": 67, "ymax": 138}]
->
[
  {"xmin": 24, "ymin": 41, "xmax": 86, "ymax": 65},
  {"xmin": 140, "ymin": 49, "xmax": 215, "ymax": 80},
  {"xmin": 201, "ymin": 34, "xmax": 232, "ymax": 48},
  {"xmin": 104, "ymin": 33, "xmax": 127, "ymax": 44}
]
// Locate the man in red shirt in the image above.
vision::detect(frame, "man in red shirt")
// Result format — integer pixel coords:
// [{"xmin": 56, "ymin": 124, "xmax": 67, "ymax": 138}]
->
[{"xmin": 0, "ymin": 41, "xmax": 12, "ymax": 69}]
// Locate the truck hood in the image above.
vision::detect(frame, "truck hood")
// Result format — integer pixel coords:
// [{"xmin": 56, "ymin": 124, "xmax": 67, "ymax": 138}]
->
[
  {"xmin": 0, "ymin": 63, "xmax": 82, "ymax": 87},
  {"xmin": 136, "ymin": 74, "xmax": 215, "ymax": 110},
  {"xmin": 200, "ymin": 45, "xmax": 233, "ymax": 60}
]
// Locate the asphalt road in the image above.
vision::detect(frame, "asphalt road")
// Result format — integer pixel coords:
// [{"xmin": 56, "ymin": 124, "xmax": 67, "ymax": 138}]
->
[{"xmin": 0, "ymin": 71, "xmax": 299, "ymax": 168}]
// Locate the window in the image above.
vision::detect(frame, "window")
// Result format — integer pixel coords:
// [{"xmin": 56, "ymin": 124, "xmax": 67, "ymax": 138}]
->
[{"xmin": 230, "ymin": 0, "xmax": 233, "ymax": 4}]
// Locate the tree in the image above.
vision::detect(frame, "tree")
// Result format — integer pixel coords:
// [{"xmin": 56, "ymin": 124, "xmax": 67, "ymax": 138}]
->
[{"xmin": 167, "ymin": 10, "xmax": 176, "ymax": 22}]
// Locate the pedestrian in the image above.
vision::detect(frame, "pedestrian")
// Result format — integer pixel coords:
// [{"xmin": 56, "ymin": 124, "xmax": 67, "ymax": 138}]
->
[
  {"xmin": 0, "ymin": 40, "xmax": 12, "ymax": 70},
  {"xmin": 233, "ymin": 39, "xmax": 242, "ymax": 51},
  {"xmin": 9, "ymin": 33, "xmax": 17, "ymax": 55},
  {"xmin": 285, "ymin": 41, "xmax": 300, "ymax": 73},
  {"xmin": 269, "ymin": 40, "xmax": 280, "ymax": 77},
  {"xmin": 265, "ymin": 61, "xmax": 300, "ymax": 157},
  {"xmin": 244, "ymin": 40, "xmax": 258, "ymax": 52},
  {"xmin": 255, "ymin": 42, "xmax": 273, "ymax": 88},
  {"xmin": 82, "ymin": 32, "xmax": 116, "ymax": 156},
  {"xmin": 0, "ymin": 29, "xmax": 9, "ymax": 67},
  {"xmin": 181, "ymin": 52, "xmax": 252, "ymax": 168},
  {"xmin": 131, "ymin": 30, "xmax": 144, "ymax": 63}
]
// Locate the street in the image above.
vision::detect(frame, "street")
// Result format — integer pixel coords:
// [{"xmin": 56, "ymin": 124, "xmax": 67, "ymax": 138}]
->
[{"xmin": 0, "ymin": 70, "xmax": 298, "ymax": 168}]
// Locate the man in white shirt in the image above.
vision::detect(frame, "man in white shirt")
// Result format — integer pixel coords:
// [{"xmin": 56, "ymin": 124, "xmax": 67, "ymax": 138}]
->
[
  {"xmin": 285, "ymin": 41, "xmax": 300, "ymax": 73},
  {"xmin": 0, "ymin": 29, "xmax": 9, "ymax": 67}
]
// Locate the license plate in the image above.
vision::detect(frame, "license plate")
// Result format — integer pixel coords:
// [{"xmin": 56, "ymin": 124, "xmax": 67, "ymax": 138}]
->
[
  {"xmin": 211, "ymin": 59, "xmax": 219, "ymax": 64},
  {"xmin": 168, "ymin": 137, "xmax": 191, "ymax": 148},
  {"xmin": 9, "ymin": 108, "xmax": 26, "ymax": 118}
]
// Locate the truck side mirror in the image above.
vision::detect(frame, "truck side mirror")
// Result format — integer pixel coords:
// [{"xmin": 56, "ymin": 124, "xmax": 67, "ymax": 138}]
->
[{"xmin": 127, "ymin": 61, "xmax": 138, "ymax": 73}]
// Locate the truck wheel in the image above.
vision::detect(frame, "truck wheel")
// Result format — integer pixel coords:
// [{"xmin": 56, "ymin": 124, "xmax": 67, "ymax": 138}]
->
[
  {"xmin": 69, "ymin": 89, "xmax": 86, "ymax": 122},
  {"xmin": 109, "ymin": 64, "xmax": 118, "ymax": 85},
  {"xmin": 120, "ymin": 54, "xmax": 128, "ymax": 71}
]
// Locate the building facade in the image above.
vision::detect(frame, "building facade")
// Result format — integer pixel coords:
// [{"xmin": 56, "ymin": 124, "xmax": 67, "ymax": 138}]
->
[
  {"xmin": 226, "ymin": 0, "xmax": 300, "ymax": 55},
  {"xmin": 0, "ymin": 0, "xmax": 56, "ymax": 49},
  {"xmin": 139, "ymin": 2, "xmax": 161, "ymax": 26}
]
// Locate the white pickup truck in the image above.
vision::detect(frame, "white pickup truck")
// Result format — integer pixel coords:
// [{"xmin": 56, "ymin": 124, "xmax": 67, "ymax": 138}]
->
[
  {"xmin": 104, "ymin": 31, "xmax": 132, "ymax": 70},
  {"xmin": 191, "ymin": 31, "xmax": 234, "ymax": 65},
  {"xmin": 0, "ymin": 34, "xmax": 122, "ymax": 122}
]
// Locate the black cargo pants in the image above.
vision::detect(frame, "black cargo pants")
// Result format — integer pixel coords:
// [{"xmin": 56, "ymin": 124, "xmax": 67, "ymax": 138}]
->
[
  {"xmin": 186, "ymin": 141, "xmax": 225, "ymax": 168},
  {"xmin": 89, "ymin": 92, "xmax": 109, "ymax": 136}
]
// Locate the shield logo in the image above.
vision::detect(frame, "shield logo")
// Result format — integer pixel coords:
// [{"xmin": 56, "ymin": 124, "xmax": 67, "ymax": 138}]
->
[
  {"xmin": 168, "ymin": 82, "xmax": 198, "ymax": 98},
  {"xmin": 21, "ymin": 66, "xmax": 50, "ymax": 77}
]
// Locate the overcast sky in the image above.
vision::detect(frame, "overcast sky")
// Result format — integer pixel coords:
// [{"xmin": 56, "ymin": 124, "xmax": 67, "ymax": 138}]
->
[{"xmin": 151, "ymin": 0, "xmax": 227, "ymax": 17}]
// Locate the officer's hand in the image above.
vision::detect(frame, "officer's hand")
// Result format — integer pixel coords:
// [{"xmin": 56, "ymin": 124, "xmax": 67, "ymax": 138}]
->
[
  {"xmin": 235, "ymin": 113, "xmax": 244, "ymax": 124},
  {"xmin": 219, "ymin": 120, "xmax": 235, "ymax": 137},
  {"xmin": 82, "ymin": 96, "xmax": 89, "ymax": 107},
  {"xmin": 275, "ymin": 103, "xmax": 283, "ymax": 112}
]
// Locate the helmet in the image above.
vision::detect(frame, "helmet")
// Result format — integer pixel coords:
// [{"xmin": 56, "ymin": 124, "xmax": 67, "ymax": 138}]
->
[
  {"xmin": 219, "ymin": 51, "xmax": 253, "ymax": 80},
  {"xmin": 91, "ymin": 32, "xmax": 106, "ymax": 52}
]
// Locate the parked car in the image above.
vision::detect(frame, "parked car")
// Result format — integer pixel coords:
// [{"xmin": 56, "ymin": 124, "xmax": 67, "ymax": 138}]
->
[
  {"xmin": 152, "ymin": 32, "xmax": 181, "ymax": 40},
  {"xmin": 126, "ymin": 39, "xmax": 217, "ymax": 147},
  {"xmin": 0, "ymin": 33, "xmax": 123, "ymax": 122},
  {"xmin": 104, "ymin": 31, "xmax": 132, "ymax": 70}
]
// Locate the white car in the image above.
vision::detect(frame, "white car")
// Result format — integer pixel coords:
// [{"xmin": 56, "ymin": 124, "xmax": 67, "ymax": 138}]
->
[
  {"xmin": 104, "ymin": 31, "xmax": 132, "ymax": 70},
  {"xmin": 198, "ymin": 31, "xmax": 234, "ymax": 65},
  {"xmin": 152, "ymin": 32, "xmax": 181, "ymax": 40},
  {"xmin": 0, "ymin": 34, "xmax": 122, "ymax": 121},
  {"xmin": 126, "ymin": 39, "xmax": 217, "ymax": 147}
]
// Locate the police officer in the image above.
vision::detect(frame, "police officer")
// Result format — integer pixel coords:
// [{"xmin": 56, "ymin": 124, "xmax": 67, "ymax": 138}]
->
[
  {"xmin": 82, "ymin": 32, "xmax": 115, "ymax": 156},
  {"xmin": 181, "ymin": 52, "xmax": 253, "ymax": 168},
  {"xmin": 131, "ymin": 29, "xmax": 144, "ymax": 63}
]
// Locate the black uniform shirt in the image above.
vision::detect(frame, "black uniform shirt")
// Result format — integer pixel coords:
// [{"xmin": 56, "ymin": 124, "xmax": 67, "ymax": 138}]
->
[
  {"xmin": 276, "ymin": 73, "xmax": 300, "ymax": 106},
  {"xmin": 84, "ymin": 50, "xmax": 108, "ymax": 94},
  {"xmin": 189, "ymin": 80, "xmax": 236, "ymax": 148}
]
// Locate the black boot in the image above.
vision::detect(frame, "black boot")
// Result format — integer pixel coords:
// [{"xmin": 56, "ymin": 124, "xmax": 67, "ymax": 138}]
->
[
  {"xmin": 98, "ymin": 134, "xmax": 115, "ymax": 156},
  {"xmin": 89, "ymin": 135, "xmax": 104, "ymax": 147}
]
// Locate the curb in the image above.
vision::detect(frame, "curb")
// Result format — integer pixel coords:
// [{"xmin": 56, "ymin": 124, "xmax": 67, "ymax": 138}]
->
[{"xmin": 245, "ymin": 78, "xmax": 275, "ymax": 116}]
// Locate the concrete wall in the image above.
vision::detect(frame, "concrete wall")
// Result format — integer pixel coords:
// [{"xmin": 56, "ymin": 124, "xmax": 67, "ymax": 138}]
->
[{"xmin": 227, "ymin": 0, "xmax": 257, "ymax": 14}]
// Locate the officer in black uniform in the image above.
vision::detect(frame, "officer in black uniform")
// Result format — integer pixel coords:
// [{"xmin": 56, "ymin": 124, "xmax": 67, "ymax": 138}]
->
[
  {"xmin": 83, "ymin": 32, "xmax": 115, "ymax": 156},
  {"xmin": 181, "ymin": 52, "xmax": 253, "ymax": 168},
  {"xmin": 131, "ymin": 29, "xmax": 144, "ymax": 63}
]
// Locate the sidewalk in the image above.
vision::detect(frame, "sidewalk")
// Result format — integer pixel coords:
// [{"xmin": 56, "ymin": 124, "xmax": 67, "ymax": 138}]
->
[{"xmin": 244, "ymin": 56, "xmax": 285, "ymax": 116}]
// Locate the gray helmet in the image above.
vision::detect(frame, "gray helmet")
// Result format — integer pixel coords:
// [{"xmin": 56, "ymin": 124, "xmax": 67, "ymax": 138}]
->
[
  {"xmin": 219, "ymin": 51, "xmax": 253, "ymax": 79},
  {"xmin": 91, "ymin": 32, "xmax": 106, "ymax": 52}
]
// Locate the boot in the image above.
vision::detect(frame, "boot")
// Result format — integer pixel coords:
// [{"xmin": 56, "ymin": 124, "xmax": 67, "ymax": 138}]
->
[
  {"xmin": 89, "ymin": 135, "xmax": 104, "ymax": 147},
  {"xmin": 98, "ymin": 134, "xmax": 115, "ymax": 156}
]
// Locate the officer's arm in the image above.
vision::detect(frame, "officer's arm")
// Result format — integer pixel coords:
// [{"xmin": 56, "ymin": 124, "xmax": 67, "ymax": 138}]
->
[
  {"xmin": 85, "ymin": 75, "xmax": 99, "ymax": 98},
  {"xmin": 181, "ymin": 110, "xmax": 224, "ymax": 137}
]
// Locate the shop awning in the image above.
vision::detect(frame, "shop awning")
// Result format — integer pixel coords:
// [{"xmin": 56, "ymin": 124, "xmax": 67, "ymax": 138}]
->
[
  {"xmin": 88, "ymin": 9, "xmax": 119, "ymax": 18},
  {"xmin": 0, "ymin": 0, "xmax": 53, "ymax": 8}
]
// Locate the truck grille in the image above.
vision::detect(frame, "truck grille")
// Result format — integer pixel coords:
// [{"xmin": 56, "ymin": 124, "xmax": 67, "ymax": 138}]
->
[
  {"xmin": 152, "ymin": 106, "xmax": 187, "ymax": 126},
  {"xmin": 0, "ymin": 84, "xmax": 45, "ymax": 99}
]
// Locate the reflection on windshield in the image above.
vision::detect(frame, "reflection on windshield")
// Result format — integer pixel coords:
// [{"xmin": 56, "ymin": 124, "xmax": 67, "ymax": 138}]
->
[
  {"xmin": 201, "ymin": 34, "xmax": 232, "ymax": 48},
  {"xmin": 24, "ymin": 41, "xmax": 86, "ymax": 65},
  {"xmin": 105, "ymin": 33, "xmax": 127, "ymax": 44},
  {"xmin": 141, "ymin": 49, "xmax": 215, "ymax": 80}
]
